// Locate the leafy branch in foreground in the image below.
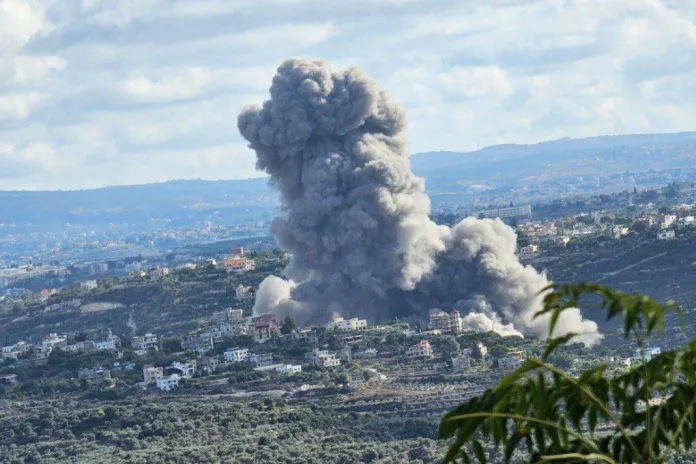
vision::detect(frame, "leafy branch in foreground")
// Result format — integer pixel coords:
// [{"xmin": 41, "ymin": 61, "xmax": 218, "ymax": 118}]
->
[{"xmin": 440, "ymin": 282, "xmax": 695, "ymax": 464}]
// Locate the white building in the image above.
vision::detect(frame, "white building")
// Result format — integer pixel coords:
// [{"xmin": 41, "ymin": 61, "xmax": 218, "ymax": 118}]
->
[
  {"xmin": 634, "ymin": 347, "xmax": 661, "ymax": 362},
  {"xmin": 304, "ymin": 348, "xmax": 341, "ymax": 368},
  {"xmin": 332, "ymin": 317, "xmax": 368, "ymax": 331},
  {"xmin": 518, "ymin": 245, "xmax": 539, "ymax": 261},
  {"xmin": 132, "ymin": 333, "xmax": 159, "ymax": 355},
  {"xmin": 169, "ymin": 360, "xmax": 196, "ymax": 379},
  {"xmin": 657, "ymin": 230, "xmax": 675, "ymax": 240},
  {"xmin": 277, "ymin": 364, "xmax": 302, "ymax": 375},
  {"xmin": 224, "ymin": 347, "xmax": 249, "ymax": 363},
  {"xmin": 80, "ymin": 280, "xmax": 98, "ymax": 291},
  {"xmin": 143, "ymin": 365, "xmax": 164, "ymax": 384},
  {"xmin": 156, "ymin": 374, "xmax": 180, "ymax": 391},
  {"xmin": 428, "ymin": 309, "xmax": 462, "ymax": 335},
  {"xmin": 451, "ymin": 349, "xmax": 472, "ymax": 372},
  {"xmin": 95, "ymin": 329, "xmax": 119, "ymax": 351},
  {"xmin": 95, "ymin": 339, "xmax": 117, "ymax": 351},
  {"xmin": 200, "ymin": 356, "xmax": 221, "ymax": 374},
  {"xmin": 41, "ymin": 333, "xmax": 67, "ymax": 350},
  {"xmin": 406, "ymin": 340, "xmax": 432, "ymax": 359},
  {"xmin": 227, "ymin": 308, "xmax": 244, "ymax": 322},
  {"xmin": 247, "ymin": 352, "xmax": 274, "ymax": 367},
  {"xmin": 477, "ymin": 205, "xmax": 532, "ymax": 220},
  {"xmin": 235, "ymin": 285, "xmax": 252, "ymax": 300},
  {"xmin": 148, "ymin": 266, "xmax": 169, "ymax": 280},
  {"xmin": 33, "ymin": 345, "xmax": 53, "ymax": 361},
  {"xmin": 660, "ymin": 215, "xmax": 677, "ymax": 229},
  {"xmin": 2, "ymin": 341, "xmax": 33, "ymax": 359}
]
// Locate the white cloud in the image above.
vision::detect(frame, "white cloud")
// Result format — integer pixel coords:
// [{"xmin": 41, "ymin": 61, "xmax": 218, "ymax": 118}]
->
[
  {"xmin": 123, "ymin": 67, "xmax": 212, "ymax": 103},
  {"xmin": 439, "ymin": 66, "xmax": 513, "ymax": 99},
  {"xmin": 0, "ymin": 0, "xmax": 695, "ymax": 189},
  {"xmin": 10, "ymin": 55, "xmax": 67, "ymax": 85},
  {"xmin": 0, "ymin": 92, "xmax": 45, "ymax": 120},
  {"xmin": 0, "ymin": 0, "xmax": 50, "ymax": 53}
]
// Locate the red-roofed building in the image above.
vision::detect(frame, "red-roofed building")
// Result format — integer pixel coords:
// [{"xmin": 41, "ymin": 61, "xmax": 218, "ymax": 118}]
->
[{"xmin": 221, "ymin": 258, "xmax": 255, "ymax": 273}]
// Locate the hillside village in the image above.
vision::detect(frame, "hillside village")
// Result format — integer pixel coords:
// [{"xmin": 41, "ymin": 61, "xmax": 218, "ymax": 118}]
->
[{"xmin": 2, "ymin": 183, "xmax": 695, "ymax": 398}]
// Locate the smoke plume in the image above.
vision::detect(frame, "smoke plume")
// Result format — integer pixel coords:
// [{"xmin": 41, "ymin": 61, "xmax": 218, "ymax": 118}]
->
[{"xmin": 240, "ymin": 58, "xmax": 601, "ymax": 346}]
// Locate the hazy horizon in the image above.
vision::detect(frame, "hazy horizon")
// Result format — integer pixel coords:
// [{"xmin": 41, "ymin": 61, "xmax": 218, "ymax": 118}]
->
[{"xmin": 2, "ymin": 128, "xmax": 696, "ymax": 192}]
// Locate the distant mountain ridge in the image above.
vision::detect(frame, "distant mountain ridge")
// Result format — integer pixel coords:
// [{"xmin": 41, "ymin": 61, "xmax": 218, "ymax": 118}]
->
[
  {"xmin": 2, "ymin": 131, "xmax": 696, "ymax": 227},
  {"xmin": 409, "ymin": 131, "xmax": 696, "ymax": 172}
]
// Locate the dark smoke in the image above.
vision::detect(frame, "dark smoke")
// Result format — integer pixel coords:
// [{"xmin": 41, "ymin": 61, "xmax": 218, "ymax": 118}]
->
[{"xmin": 238, "ymin": 58, "xmax": 601, "ymax": 346}]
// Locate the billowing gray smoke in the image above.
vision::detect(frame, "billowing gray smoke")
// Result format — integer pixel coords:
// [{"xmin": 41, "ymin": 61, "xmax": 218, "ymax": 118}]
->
[{"xmin": 239, "ymin": 58, "xmax": 601, "ymax": 346}]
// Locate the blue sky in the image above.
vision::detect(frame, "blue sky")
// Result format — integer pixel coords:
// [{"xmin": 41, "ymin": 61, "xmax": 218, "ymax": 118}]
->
[{"xmin": 1, "ymin": 0, "xmax": 695, "ymax": 190}]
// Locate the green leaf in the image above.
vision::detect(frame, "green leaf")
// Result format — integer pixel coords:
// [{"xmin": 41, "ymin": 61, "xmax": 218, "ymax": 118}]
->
[{"xmin": 472, "ymin": 439, "xmax": 487, "ymax": 464}]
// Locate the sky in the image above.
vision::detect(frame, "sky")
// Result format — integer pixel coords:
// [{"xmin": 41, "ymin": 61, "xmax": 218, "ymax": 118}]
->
[{"xmin": 1, "ymin": 0, "xmax": 695, "ymax": 190}]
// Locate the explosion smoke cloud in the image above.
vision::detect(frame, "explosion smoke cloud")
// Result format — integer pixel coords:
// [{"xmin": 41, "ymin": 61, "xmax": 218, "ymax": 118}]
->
[{"xmin": 240, "ymin": 58, "xmax": 601, "ymax": 346}]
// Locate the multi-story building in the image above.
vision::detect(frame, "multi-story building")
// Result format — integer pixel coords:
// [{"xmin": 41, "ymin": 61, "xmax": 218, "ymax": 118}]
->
[
  {"xmin": 169, "ymin": 360, "xmax": 196, "ymax": 379},
  {"xmin": 1, "ymin": 341, "xmax": 32, "ymax": 360},
  {"xmin": 95, "ymin": 329, "xmax": 119, "ymax": 351},
  {"xmin": 42, "ymin": 333, "xmax": 67, "ymax": 350},
  {"xmin": 235, "ymin": 285, "xmax": 252, "ymax": 300},
  {"xmin": 80, "ymin": 280, "xmax": 98, "ymax": 291},
  {"xmin": 181, "ymin": 334, "xmax": 214, "ymax": 355},
  {"xmin": 277, "ymin": 364, "xmax": 302, "ymax": 375},
  {"xmin": 156, "ymin": 374, "xmax": 180, "ymax": 391},
  {"xmin": 132, "ymin": 333, "xmax": 159, "ymax": 355},
  {"xmin": 221, "ymin": 258, "xmax": 255, "ymax": 273},
  {"xmin": 477, "ymin": 205, "xmax": 532, "ymax": 220},
  {"xmin": 148, "ymin": 266, "xmax": 169, "ymax": 280},
  {"xmin": 304, "ymin": 348, "xmax": 340, "ymax": 368},
  {"xmin": 406, "ymin": 340, "xmax": 432, "ymax": 359},
  {"xmin": 247, "ymin": 352, "xmax": 274, "ymax": 367},
  {"xmin": 200, "ymin": 356, "xmax": 221, "ymax": 374},
  {"xmin": 227, "ymin": 308, "xmax": 244, "ymax": 322},
  {"xmin": 657, "ymin": 230, "xmax": 675, "ymax": 240},
  {"xmin": 224, "ymin": 347, "xmax": 249, "ymax": 363},
  {"xmin": 293, "ymin": 328, "xmax": 318, "ymax": 344},
  {"xmin": 428, "ymin": 309, "xmax": 462, "ymax": 335},
  {"xmin": 332, "ymin": 317, "xmax": 368, "ymax": 331},
  {"xmin": 33, "ymin": 345, "xmax": 53, "ymax": 361},
  {"xmin": 634, "ymin": 347, "xmax": 661, "ymax": 362},
  {"xmin": 518, "ymin": 245, "xmax": 539, "ymax": 261},
  {"xmin": 660, "ymin": 214, "xmax": 677, "ymax": 229},
  {"xmin": 451, "ymin": 349, "xmax": 472, "ymax": 372},
  {"xmin": 251, "ymin": 315, "xmax": 280, "ymax": 343},
  {"xmin": 77, "ymin": 368, "xmax": 111, "ymax": 383},
  {"xmin": 143, "ymin": 365, "xmax": 164, "ymax": 384}
]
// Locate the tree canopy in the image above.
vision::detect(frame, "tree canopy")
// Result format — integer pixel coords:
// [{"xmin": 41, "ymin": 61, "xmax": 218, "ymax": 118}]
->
[{"xmin": 441, "ymin": 282, "xmax": 695, "ymax": 464}]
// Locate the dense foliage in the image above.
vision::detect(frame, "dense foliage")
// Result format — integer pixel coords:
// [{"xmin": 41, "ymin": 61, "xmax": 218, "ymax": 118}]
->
[
  {"xmin": 441, "ymin": 282, "xmax": 696, "ymax": 464},
  {"xmin": 0, "ymin": 394, "xmax": 446, "ymax": 463}
]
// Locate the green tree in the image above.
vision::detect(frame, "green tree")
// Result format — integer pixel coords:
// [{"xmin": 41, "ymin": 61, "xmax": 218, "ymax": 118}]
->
[
  {"xmin": 440, "ymin": 282, "xmax": 696, "ymax": 464},
  {"xmin": 281, "ymin": 315, "xmax": 296, "ymax": 335}
]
